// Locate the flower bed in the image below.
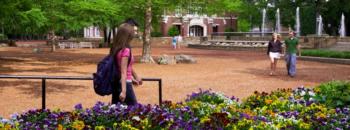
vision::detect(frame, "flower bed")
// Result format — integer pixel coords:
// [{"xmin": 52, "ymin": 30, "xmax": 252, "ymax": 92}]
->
[{"xmin": 1, "ymin": 81, "xmax": 349, "ymax": 129}]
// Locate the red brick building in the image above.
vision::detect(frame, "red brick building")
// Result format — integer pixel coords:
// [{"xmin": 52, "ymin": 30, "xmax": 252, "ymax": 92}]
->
[{"xmin": 161, "ymin": 14, "xmax": 237, "ymax": 37}]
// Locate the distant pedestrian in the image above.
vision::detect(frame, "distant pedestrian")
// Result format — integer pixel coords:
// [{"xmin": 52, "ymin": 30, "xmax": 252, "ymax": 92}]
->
[
  {"xmin": 267, "ymin": 33, "xmax": 283, "ymax": 76},
  {"xmin": 176, "ymin": 35, "xmax": 183, "ymax": 49},
  {"xmin": 172, "ymin": 36, "xmax": 177, "ymax": 49},
  {"xmin": 284, "ymin": 31, "xmax": 301, "ymax": 77}
]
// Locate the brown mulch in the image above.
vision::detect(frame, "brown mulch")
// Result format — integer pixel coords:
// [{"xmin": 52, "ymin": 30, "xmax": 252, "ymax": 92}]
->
[{"xmin": 0, "ymin": 46, "xmax": 349, "ymax": 118}]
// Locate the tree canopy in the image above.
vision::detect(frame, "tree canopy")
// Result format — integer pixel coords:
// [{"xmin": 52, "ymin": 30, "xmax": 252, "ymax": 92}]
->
[{"xmin": 1, "ymin": 0, "xmax": 349, "ymax": 38}]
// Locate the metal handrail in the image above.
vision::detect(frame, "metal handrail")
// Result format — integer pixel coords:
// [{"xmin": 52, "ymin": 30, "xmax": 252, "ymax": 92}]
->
[{"xmin": 0, "ymin": 75, "xmax": 162, "ymax": 109}]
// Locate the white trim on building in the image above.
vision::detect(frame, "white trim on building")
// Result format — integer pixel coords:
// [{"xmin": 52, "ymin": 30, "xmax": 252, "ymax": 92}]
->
[
  {"xmin": 188, "ymin": 18, "xmax": 207, "ymax": 37},
  {"xmin": 84, "ymin": 26, "xmax": 102, "ymax": 38}
]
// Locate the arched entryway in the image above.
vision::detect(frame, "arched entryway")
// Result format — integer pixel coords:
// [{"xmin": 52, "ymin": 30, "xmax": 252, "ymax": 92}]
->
[{"xmin": 189, "ymin": 25, "xmax": 204, "ymax": 37}]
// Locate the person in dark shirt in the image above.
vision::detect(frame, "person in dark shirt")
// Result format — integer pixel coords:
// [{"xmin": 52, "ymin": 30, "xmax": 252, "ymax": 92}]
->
[{"xmin": 267, "ymin": 33, "xmax": 283, "ymax": 76}]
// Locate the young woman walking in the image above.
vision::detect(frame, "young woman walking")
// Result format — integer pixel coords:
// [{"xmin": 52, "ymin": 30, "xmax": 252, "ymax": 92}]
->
[
  {"xmin": 267, "ymin": 33, "xmax": 283, "ymax": 76},
  {"xmin": 110, "ymin": 23, "xmax": 142, "ymax": 105}
]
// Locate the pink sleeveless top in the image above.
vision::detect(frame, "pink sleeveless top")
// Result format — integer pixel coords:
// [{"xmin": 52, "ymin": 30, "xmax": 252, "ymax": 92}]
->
[{"xmin": 115, "ymin": 48, "xmax": 133, "ymax": 80}]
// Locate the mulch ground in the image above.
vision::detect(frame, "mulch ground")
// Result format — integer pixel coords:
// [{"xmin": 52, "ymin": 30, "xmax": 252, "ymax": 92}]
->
[{"xmin": 1, "ymin": 45, "xmax": 349, "ymax": 118}]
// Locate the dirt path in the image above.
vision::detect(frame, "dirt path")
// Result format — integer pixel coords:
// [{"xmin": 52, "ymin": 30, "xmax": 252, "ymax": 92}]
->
[{"xmin": 1, "ymin": 46, "xmax": 349, "ymax": 117}]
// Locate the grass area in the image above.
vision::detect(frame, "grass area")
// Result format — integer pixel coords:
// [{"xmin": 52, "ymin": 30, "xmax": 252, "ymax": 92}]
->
[{"xmin": 301, "ymin": 49, "xmax": 350, "ymax": 59}]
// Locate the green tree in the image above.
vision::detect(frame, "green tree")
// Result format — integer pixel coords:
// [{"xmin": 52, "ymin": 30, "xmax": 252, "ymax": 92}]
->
[
  {"xmin": 66, "ymin": 0, "xmax": 121, "ymax": 46},
  {"xmin": 168, "ymin": 26, "xmax": 180, "ymax": 36},
  {"xmin": 114, "ymin": 0, "xmax": 173, "ymax": 63}
]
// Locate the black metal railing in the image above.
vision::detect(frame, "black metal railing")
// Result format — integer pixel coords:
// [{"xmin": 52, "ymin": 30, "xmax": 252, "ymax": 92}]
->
[{"xmin": 0, "ymin": 75, "xmax": 162, "ymax": 109}]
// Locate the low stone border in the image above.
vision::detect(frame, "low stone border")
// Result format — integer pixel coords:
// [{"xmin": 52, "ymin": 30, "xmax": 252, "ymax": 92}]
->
[
  {"xmin": 188, "ymin": 44, "xmax": 267, "ymax": 51},
  {"xmin": 298, "ymin": 56, "xmax": 350, "ymax": 65},
  {"xmin": 188, "ymin": 44, "xmax": 350, "ymax": 65}
]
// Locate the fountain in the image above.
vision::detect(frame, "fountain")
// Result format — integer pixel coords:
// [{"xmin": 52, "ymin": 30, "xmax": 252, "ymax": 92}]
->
[
  {"xmin": 275, "ymin": 8, "xmax": 281, "ymax": 33},
  {"xmin": 339, "ymin": 13, "xmax": 346, "ymax": 37},
  {"xmin": 262, "ymin": 8, "xmax": 266, "ymax": 36},
  {"xmin": 296, "ymin": 7, "xmax": 300, "ymax": 36},
  {"xmin": 317, "ymin": 15, "xmax": 323, "ymax": 36}
]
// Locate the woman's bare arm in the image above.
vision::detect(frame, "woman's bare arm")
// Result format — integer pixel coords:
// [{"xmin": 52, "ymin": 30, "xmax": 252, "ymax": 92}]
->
[{"xmin": 119, "ymin": 57, "xmax": 128, "ymax": 101}]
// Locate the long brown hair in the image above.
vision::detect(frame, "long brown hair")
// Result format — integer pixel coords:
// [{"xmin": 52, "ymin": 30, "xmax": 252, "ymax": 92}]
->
[{"xmin": 110, "ymin": 23, "xmax": 135, "ymax": 55}]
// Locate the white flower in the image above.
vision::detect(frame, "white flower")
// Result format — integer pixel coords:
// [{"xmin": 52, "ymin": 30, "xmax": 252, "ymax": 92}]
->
[
  {"xmin": 132, "ymin": 116, "xmax": 141, "ymax": 121},
  {"xmin": 120, "ymin": 104, "xmax": 128, "ymax": 109},
  {"xmin": 109, "ymin": 104, "xmax": 117, "ymax": 109},
  {"xmin": 10, "ymin": 113, "xmax": 18, "ymax": 119},
  {"xmin": 300, "ymin": 91, "xmax": 306, "ymax": 96},
  {"xmin": 308, "ymin": 91, "xmax": 315, "ymax": 96},
  {"xmin": 1, "ymin": 119, "xmax": 9, "ymax": 123}
]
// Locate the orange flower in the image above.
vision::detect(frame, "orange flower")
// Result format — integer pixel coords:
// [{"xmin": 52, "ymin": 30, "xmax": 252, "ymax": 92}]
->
[
  {"xmin": 58, "ymin": 124, "xmax": 63, "ymax": 130},
  {"xmin": 265, "ymin": 99, "xmax": 273, "ymax": 104}
]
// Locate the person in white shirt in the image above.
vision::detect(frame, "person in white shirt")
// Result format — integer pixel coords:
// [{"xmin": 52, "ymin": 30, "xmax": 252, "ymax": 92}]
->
[{"xmin": 176, "ymin": 35, "xmax": 183, "ymax": 49}]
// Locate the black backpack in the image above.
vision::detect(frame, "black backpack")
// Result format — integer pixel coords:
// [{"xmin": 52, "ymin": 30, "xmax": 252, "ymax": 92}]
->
[{"xmin": 93, "ymin": 48, "xmax": 131, "ymax": 96}]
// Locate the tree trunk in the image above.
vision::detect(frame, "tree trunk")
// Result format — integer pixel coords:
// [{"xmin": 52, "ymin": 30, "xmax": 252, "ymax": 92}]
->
[
  {"xmin": 103, "ymin": 27, "xmax": 108, "ymax": 47},
  {"xmin": 140, "ymin": 0, "xmax": 155, "ymax": 63},
  {"xmin": 1, "ymin": 25, "xmax": 4, "ymax": 34},
  {"xmin": 231, "ymin": 15, "xmax": 233, "ymax": 31},
  {"xmin": 107, "ymin": 28, "xmax": 112, "ymax": 45},
  {"xmin": 111, "ymin": 26, "xmax": 116, "ymax": 47},
  {"xmin": 49, "ymin": 30, "xmax": 56, "ymax": 52}
]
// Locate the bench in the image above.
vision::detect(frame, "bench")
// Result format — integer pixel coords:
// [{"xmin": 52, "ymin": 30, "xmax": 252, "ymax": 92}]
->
[
  {"xmin": 58, "ymin": 42, "xmax": 93, "ymax": 49},
  {"xmin": 79, "ymin": 42, "xmax": 93, "ymax": 49}
]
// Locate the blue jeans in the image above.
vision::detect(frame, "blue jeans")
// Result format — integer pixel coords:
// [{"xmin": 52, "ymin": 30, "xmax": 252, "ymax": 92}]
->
[
  {"xmin": 285, "ymin": 53, "xmax": 297, "ymax": 76},
  {"xmin": 112, "ymin": 82, "xmax": 137, "ymax": 106}
]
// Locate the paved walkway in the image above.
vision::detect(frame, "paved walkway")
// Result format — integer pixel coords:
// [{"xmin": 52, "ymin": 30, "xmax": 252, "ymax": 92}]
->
[{"xmin": 0, "ymin": 46, "xmax": 349, "ymax": 118}]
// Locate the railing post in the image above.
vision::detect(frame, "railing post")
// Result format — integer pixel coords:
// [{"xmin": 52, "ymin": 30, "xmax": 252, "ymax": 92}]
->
[
  {"xmin": 42, "ymin": 78, "xmax": 46, "ymax": 110},
  {"xmin": 159, "ymin": 79, "xmax": 162, "ymax": 106}
]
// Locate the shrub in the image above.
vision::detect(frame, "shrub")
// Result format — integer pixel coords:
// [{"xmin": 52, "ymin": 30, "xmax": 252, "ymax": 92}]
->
[
  {"xmin": 151, "ymin": 31, "xmax": 163, "ymax": 37},
  {"xmin": 167, "ymin": 26, "xmax": 179, "ymax": 37},
  {"xmin": 238, "ymin": 19, "xmax": 250, "ymax": 32},
  {"xmin": 0, "ymin": 34, "xmax": 7, "ymax": 40},
  {"xmin": 224, "ymin": 28, "xmax": 235, "ymax": 32},
  {"xmin": 313, "ymin": 81, "xmax": 350, "ymax": 108},
  {"xmin": 301, "ymin": 49, "xmax": 350, "ymax": 59}
]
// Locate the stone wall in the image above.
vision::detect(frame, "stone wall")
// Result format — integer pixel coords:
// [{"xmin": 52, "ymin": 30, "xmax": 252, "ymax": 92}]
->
[
  {"xmin": 337, "ymin": 37, "xmax": 350, "ymax": 42},
  {"xmin": 298, "ymin": 36, "xmax": 337, "ymax": 49},
  {"xmin": 208, "ymin": 35, "xmax": 339, "ymax": 49},
  {"xmin": 130, "ymin": 37, "xmax": 172, "ymax": 47}
]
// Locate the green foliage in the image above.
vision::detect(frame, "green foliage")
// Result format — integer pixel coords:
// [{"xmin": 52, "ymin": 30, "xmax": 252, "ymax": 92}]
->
[
  {"xmin": 19, "ymin": 8, "xmax": 48, "ymax": 33},
  {"xmin": 314, "ymin": 81, "xmax": 350, "ymax": 108},
  {"xmin": 301, "ymin": 49, "xmax": 350, "ymax": 59},
  {"xmin": 300, "ymin": 5, "xmax": 316, "ymax": 35},
  {"xmin": 167, "ymin": 26, "xmax": 179, "ymax": 37},
  {"xmin": 151, "ymin": 31, "xmax": 162, "ymax": 37},
  {"xmin": 237, "ymin": 19, "xmax": 250, "ymax": 32},
  {"xmin": 0, "ymin": 34, "xmax": 7, "ymax": 40},
  {"xmin": 224, "ymin": 28, "xmax": 235, "ymax": 32}
]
